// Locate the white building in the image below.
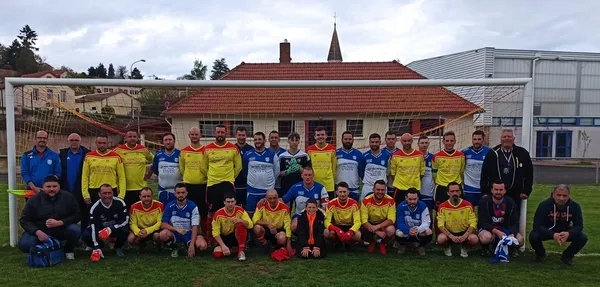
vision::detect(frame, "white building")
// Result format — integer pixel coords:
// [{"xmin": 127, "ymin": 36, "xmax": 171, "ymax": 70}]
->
[{"xmin": 407, "ymin": 47, "xmax": 600, "ymax": 159}]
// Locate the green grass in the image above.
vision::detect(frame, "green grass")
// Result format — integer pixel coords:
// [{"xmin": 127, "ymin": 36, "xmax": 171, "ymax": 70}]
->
[{"xmin": 0, "ymin": 183, "xmax": 598, "ymax": 287}]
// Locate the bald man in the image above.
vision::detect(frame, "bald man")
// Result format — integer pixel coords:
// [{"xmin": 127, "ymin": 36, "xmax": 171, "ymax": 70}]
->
[
  {"xmin": 389, "ymin": 133, "xmax": 425, "ymax": 205},
  {"xmin": 59, "ymin": 133, "xmax": 90, "ymax": 231},
  {"xmin": 21, "ymin": 130, "xmax": 62, "ymax": 197}
]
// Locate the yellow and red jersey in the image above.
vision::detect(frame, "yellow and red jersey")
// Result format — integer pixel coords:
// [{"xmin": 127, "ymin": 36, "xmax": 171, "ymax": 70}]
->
[
  {"xmin": 432, "ymin": 149, "xmax": 465, "ymax": 186},
  {"xmin": 437, "ymin": 199, "xmax": 477, "ymax": 233},
  {"xmin": 113, "ymin": 144, "xmax": 154, "ymax": 191},
  {"xmin": 179, "ymin": 145, "xmax": 207, "ymax": 184},
  {"xmin": 252, "ymin": 201, "xmax": 292, "ymax": 237},
  {"xmin": 306, "ymin": 144, "xmax": 336, "ymax": 191},
  {"xmin": 212, "ymin": 206, "xmax": 253, "ymax": 237},
  {"xmin": 81, "ymin": 150, "xmax": 126, "ymax": 199},
  {"xmin": 201, "ymin": 142, "xmax": 242, "ymax": 186},
  {"xmin": 129, "ymin": 200, "xmax": 164, "ymax": 235},
  {"xmin": 325, "ymin": 198, "xmax": 361, "ymax": 232},
  {"xmin": 389, "ymin": 149, "xmax": 425, "ymax": 190},
  {"xmin": 360, "ymin": 194, "xmax": 396, "ymax": 225}
]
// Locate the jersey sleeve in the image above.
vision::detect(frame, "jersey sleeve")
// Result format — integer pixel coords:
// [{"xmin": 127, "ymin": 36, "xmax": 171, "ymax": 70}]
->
[
  {"xmin": 436, "ymin": 206, "xmax": 446, "ymax": 228},
  {"xmin": 395, "ymin": 205, "xmax": 410, "ymax": 233},
  {"xmin": 129, "ymin": 209, "xmax": 141, "ymax": 235},
  {"xmin": 191, "ymin": 206, "xmax": 200, "ymax": 227},
  {"xmin": 389, "ymin": 155, "xmax": 397, "ymax": 176},
  {"xmin": 273, "ymin": 154, "xmax": 281, "ymax": 179},
  {"xmin": 351, "ymin": 203, "xmax": 361, "ymax": 232},
  {"xmin": 418, "ymin": 207, "xmax": 431, "ymax": 233},
  {"xmin": 211, "ymin": 217, "xmax": 221, "ymax": 239},
  {"xmin": 200, "ymin": 148, "xmax": 209, "ymax": 177},
  {"xmin": 81, "ymin": 156, "xmax": 90, "ymax": 199},
  {"xmin": 233, "ymin": 150, "xmax": 243, "ymax": 178},
  {"xmin": 360, "ymin": 202, "xmax": 369, "ymax": 225},
  {"xmin": 144, "ymin": 148, "xmax": 154, "ymax": 163},
  {"xmin": 161, "ymin": 205, "xmax": 172, "ymax": 223},
  {"xmin": 468, "ymin": 205, "xmax": 477, "ymax": 229},
  {"xmin": 331, "ymin": 150, "xmax": 337, "ymax": 177},
  {"xmin": 116, "ymin": 158, "xmax": 127, "ymax": 197},
  {"xmin": 358, "ymin": 153, "xmax": 366, "ymax": 179},
  {"xmin": 419, "ymin": 156, "xmax": 425, "ymax": 177},
  {"xmin": 319, "ymin": 186, "xmax": 329, "ymax": 208},
  {"xmin": 324, "ymin": 205, "xmax": 333, "ymax": 228},
  {"xmin": 112, "ymin": 201, "xmax": 129, "ymax": 231},
  {"xmin": 282, "ymin": 186, "xmax": 295, "ymax": 204},
  {"xmin": 431, "ymin": 155, "xmax": 438, "ymax": 175},
  {"xmin": 283, "ymin": 207, "xmax": 292, "ymax": 238},
  {"xmin": 387, "ymin": 201, "xmax": 396, "ymax": 223},
  {"xmin": 152, "ymin": 154, "xmax": 160, "ymax": 175},
  {"xmin": 241, "ymin": 210, "xmax": 254, "ymax": 229},
  {"xmin": 251, "ymin": 207, "xmax": 263, "ymax": 224},
  {"xmin": 179, "ymin": 151, "xmax": 186, "ymax": 176}
]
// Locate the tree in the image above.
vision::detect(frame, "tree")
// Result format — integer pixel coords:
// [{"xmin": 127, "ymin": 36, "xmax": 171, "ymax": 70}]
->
[
  {"xmin": 178, "ymin": 59, "xmax": 207, "ymax": 80},
  {"xmin": 2, "ymin": 40, "xmax": 21, "ymax": 70},
  {"xmin": 101, "ymin": 105, "xmax": 115, "ymax": 115},
  {"xmin": 0, "ymin": 43, "xmax": 6, "ymax": 68},
  {"xmin": 62, "ymin": 66, "xmax": 94, "ymax": 95},
  {"xmin": 15, "ymin": 48, "xmax": 38, "ymax": 74},
  {"xmin": 87, "ymin": 66, "xmax": 97, "ymax": 78},
  {"xmin": 35, "ymin": 54, "xmax": 53, "ymax": 71},
  {"xmin": 116, "ymin": 65, "xmax": 127, "ymax": 79},
  {"xmin": 131, "ymin": 67, "xmax": 143, "ymax": 79},
  {"xmin": 210, "ymin": 58, "xmax": 230, "ymax": 80},
  {"xmin": 17, "ymin": 25, "xmax": 39, "ymax": 51},
  {"xmin": 107, "ymin": 64, "xmax": 115, "ymax": 78},
  {"xmin": 96, "ymin": 63, "xmax": 107, "ymax": 78},
  {"xmin": 139, "ymin": 88, "xmax": 189, "ymax": 117}
]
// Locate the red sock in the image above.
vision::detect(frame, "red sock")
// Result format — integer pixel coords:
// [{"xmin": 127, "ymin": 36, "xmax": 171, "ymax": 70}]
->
[
  {"xmin": 213, "ymin": 251, "xmax": 224, "ymax": 258},
  {"xmin": 234, "ymin": 223, "xmax": 247, "ymax": 250},
  {"xmin": 256, "ymin": 228, "xmax": 266, "ymax": 245}
]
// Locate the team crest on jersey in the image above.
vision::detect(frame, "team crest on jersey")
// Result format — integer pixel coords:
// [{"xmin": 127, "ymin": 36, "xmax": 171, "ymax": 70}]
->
[
  {"xmin": 266, "ymin": 157, "xmax": 270, "ymax": 162},
  {"xmin": 467, "ymin": 155, "xmax": 472, "ymax": 159},
  {"xmin": 313, "ymin": 194, "xmax": 319, "ymax": 199},
  {"xmin": 159, "ymin": 157, "xmax": 165, "ymax": 161},
  {"xmin": 172, "ymin": 211, "xmax": 177, "ymax": 216},
  {"xmin": 416, "ymin": 214, "xmax": 420, "ymax": 219},
  {"xmin": 381, "ymin": 160, "xmax": 385, "ymax": 165},
  {"xmin": 298, "ymin": 191, "xmax": 304, "ymax": 196},
  {"xmin": 249, "ymin": 157, "xmax": 256, "ymax": 161},
  {"xmin": 113, "ymin": 214, "xmax": 118, "ymax": 219},
  {"xmin": 352, "ymin": 155, "xmax": 357, "ymax": 160},
  {"xmin": 367, "ymin": 159, "xmax": 372, "ymax": 163},
  {"xmin": 175, "ymin": 158, "xmax": 179, "ymax": 162},
  {"xmin": 47, "ymin": 159, "xmax": 52, "ymax": 165},
  {"xmin": 186, "ymin": 212, "xmax": 190, "ymax": 217}
]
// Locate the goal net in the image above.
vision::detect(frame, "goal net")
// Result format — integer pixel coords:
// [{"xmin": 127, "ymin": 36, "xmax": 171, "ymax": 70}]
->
[{"xmin": 1, "ymin": 77, "xmax": 531, "ymax": 247}]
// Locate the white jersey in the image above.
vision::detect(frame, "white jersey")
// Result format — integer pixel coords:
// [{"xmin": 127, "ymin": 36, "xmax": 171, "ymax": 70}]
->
[
  {"xmin": 335, "ymin": 148, "xmax": 365, "ymax": 192},
  {"xmin": 244, "ymin": 148, "xmax": 280, "ymax": 195},
  {"xmin": 152, "ymin": 149, "xmax": 182, "ymax": 194},
  {"xmin": 361, "ymin": 150, "xmax": 392, "ymax": 200},
  {"xmin": 421, "ymin": 152, "xmax": 435, "ymax": 198},
  {"xmin": 462, "ymin": 146, "xmax": 491, "ymax": 194}
]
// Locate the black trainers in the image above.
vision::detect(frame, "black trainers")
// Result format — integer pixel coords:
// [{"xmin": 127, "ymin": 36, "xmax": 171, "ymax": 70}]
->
[
  {"xmin": 535, "ymin": 253, "xmax": 548, "ymax": 263},
  {"xmin": 560, "ymin": 256, "xmax": 574, "ymax": 266},
  {"xmin": 509, "ymin": 248, "xmax": 519, "ymax": 258}
]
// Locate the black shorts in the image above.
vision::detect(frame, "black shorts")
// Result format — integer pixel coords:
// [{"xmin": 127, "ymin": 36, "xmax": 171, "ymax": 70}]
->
[
  {"xmin": 359, "ymin": 224, "xmax": 384, "ymax": 241},
  {"xmin": 124, "ymin": 189, "xmax": 142, "ymax": 209},
  {"xmin": 186, "ymin": 183, "xmax": 207, "ymax": 216},
  {"xmin": 392, "ymin": 189, "xmax": 409, "ymax": 205},
  {"xmin": 337, "ymin": 225, "xmax": 352, "ymax": 232},
  {"xmin": 221, "ymin": 233, "xmax": 238, "ymax": 248},
  {"xmin": 265, "ymin": 228, "xmax": 286, "ymax": 243},
  {"xmin": 450, "ymin": 231, "xmax": 466, "ymax": 237},
  {"xmin": 136, "ymin": 231, "xmax": 159, "ymax": 241},
  {"xmin": 207, "ymin": 182, "xmax": 235, "ymax": 213},
  {"xmin": 434, "ymin": 185, "xmax": 449, "ymax": 209}
]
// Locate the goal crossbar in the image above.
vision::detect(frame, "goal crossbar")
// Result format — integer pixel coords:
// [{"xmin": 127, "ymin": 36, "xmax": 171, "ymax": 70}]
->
[{"xmin": 3, "ymin": 77, "xmax": 534, "ymax": 249}]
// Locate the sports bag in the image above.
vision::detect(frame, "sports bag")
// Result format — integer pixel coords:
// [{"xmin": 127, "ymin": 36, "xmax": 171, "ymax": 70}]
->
[{"xmin": 27, "ymin": 236, "xmax": 64, "ymax": 268}]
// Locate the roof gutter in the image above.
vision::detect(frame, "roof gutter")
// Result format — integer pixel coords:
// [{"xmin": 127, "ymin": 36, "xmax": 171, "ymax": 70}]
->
[{"xmin": 495, "ymin": 55, "xmax": 600, "ymax": 62}]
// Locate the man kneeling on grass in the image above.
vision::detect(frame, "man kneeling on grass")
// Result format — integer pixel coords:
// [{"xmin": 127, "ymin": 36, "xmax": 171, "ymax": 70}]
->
[
  {"xmin": 128, "ymin": 187, "xmax": 164, "ymax": 250},
  {"xmin": 82, "ymin": 184, "xmax": 129, "ymax": 262},
  {"xmin": 252, "ymin": 189, "xmax": 293, "ymax": 254},
  {"xmin": 395, "ymin": 188, "xmax": 433, "ymax": 256},
  {"xmin": 212, "ymin": 192, "xmax": 253, "ymax": 261},
  {"xmin": 436, "ymin": 182, "xmax": 478, "ymax": 258},
  {"xmin": 159, "ymin": 183, "xmax": 207, "ymax": 258},
  {"xmin": 19, "ymin": 176, "xmax": 81, "ymax": 260}
]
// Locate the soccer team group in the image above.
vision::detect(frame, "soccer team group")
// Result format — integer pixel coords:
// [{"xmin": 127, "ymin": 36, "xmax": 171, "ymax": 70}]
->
[{"xmin": 18, "ymin": 124, "xmax": 587, "ymax": 265}]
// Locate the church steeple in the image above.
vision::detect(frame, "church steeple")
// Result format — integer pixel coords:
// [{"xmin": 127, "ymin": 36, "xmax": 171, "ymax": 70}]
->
[{"xmin": 327, "ymin": 14, "xmax": 343, "ymax": 62}]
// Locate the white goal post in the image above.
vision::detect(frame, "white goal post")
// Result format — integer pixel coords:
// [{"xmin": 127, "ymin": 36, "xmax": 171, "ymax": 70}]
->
[{"xmin": 3, "ymin": 77, "xmax": 533, "ymax": 249}]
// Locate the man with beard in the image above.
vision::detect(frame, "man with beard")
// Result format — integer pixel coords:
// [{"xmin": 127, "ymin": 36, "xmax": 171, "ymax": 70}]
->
[
  {"xmin": 481, "ymin": 129, "xmax": 533, "ymax": 222},
  {"xmin": 335, "ymin": 131, "xmax": 365, "ymax": 201},
  {"xmin": 212, "ymin": 192, "xmax": 253, "ymax": 261},
  {"xmin": 83, "ymin": 184, "xmax": 130, "ymax": 261},
  {"xmin": 59, "ymin": 133, "xmax": 90, "ymax": 232},
  {"xmin": 324, "ymin": 182, "xmax": 362, "ymax": 247},
  {"xmin": 128, "ymin": 187, "xmax": 164, "ymax": 249},
  {"xmin": 390, "ymin": 133, "xmax": 425, "ymax": 205},
  {"xmin": 21, "ymin": 130, "xmax": 62, "ymax": 197},
  {"xmin": 152, "ymin": 133, "xmax": 182, "ymax": 205},
  {"xmin": 383, "ymin": 131, "xmax": 400, "ymax": 196},
  {"xmin": 529, "ymin": 184, "xmax": 587, "ymax": 266},
  {"xmin": 244, "ymin": 132, "xmax": 280, "ymax": 216},
  {"xmin": 418, "ymin": 135, "xmax": 435, "ymax": 212},
  {"xmin": 180, "ymin": 127, "xmax": 209, "ymax": 237},
  {"xmin": 234, "ymin": 126, "xmax": 254, "ymax": 207},
  {"xmin": 361, "ymin": 133, "xmax": 391, "ymax": 201},
  {"xmin": 278, "ymin": 132, "xmax": 311, "ymax": 197},
  {"xmin": 201, "ymin": 124, "xmax": 242, "ymax": 243},
  {"xmin": 478, "ymin": 180, "xmax": 522, "ymax": 257},
  {"xmin": 82, "ymin": 135, "xmax": 126, "ymax": 204},
  {"xmin": 268, "ymin": 131, "xmax": 287, "ymax": 195},
  {"xmin": 436, "ymin": 182, "xmax": 478, "ymax": 258},
  {"xmin": 432, "ymin": 131, "xmax": 465, "ymax": 209},
  {"xmin": 252, "ymin": 189, "xmax": 293, "ymax": 254},
  {"xmin": 307, "ymin": 126, "xmax": 337, "ymax": 199},
  {"xmin": 462, "ymin": 130, "xmax": 491, "ymax": 206},
  {"xmin": 395, "ymin": 188, "xmax": 432, "ymax": 256},
  {"xmin": 114, "ymin": 129, "xmax": 155, "ymax": 209},
  {"xmin": 159, "ymin": 183, "xmax": 208, "ymax": 258},
  {"xmin": 360, "ymin": 180, "xmax": 396, "ymax": 255}
]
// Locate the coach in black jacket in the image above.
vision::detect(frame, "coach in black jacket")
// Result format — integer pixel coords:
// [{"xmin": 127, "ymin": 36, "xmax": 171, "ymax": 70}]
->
[
  {"xmin": 480, "ymin": 129, "xmax": 533, "ymax": 215},
  {"xmin": 59, "ymin": 133, "xmax": 90, "ymax": 230}
]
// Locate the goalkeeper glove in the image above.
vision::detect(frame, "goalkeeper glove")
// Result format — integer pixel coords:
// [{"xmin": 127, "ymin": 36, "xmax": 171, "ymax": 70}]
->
[{"xmin": 98, "ymin": 227, "xmax": 112, "ymax": 240}]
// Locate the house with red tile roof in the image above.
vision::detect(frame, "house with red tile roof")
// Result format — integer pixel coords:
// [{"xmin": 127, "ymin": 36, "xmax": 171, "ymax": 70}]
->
[{"xmin": 163, "ymin": 25, "xmax": 482, "ymax": 149}]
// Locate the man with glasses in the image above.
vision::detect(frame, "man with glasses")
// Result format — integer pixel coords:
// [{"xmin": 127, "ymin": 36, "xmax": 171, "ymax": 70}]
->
[
  {"xmin": 59, "ymin": 133, "xmax": 90, "ymax": 232},
  {"xmin": 21, "ymin": 130, "xmax": 62, "ymax": 199}
]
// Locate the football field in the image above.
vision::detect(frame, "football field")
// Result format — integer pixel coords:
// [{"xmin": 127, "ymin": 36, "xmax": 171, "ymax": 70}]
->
[{"xmin": 0, "ymin": 183, "xmax": 598, "ymax": 287}]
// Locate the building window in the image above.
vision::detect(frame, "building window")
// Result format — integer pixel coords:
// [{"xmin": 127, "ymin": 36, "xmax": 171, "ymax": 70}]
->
[
  {"xmin": 345, "ymin": 120, "xmax": 364, "ymax": 137},
  {"xmin": 60, "ymin": 90, "xmax": 67, "ymax": 102},
  {"xmin": 32, "ymin": 88, "xmax": 39, "ymax": 101},
  {"xmin": 96, "ymin": 89, "xmax": 101, "ymax": 93},
  {"xmin": 199, "ymin": 120, "xmax": 254, "ymax": 138},
  {"xmin": 75, "ymin": 108, "xmax": 80, "ymax": 112},
  {"xmin": 555, "ymin": 131, "xmax": 572, "ymax": 158},
  {"xmin": 277, "ymin": 120, "xmax": 295, "ymax": 137},
  {"xmin": 109, "ymin": 88, "xmax": 114, "ymax": 92},
  {"xmin": 536, "ymin": 131, "xmax": 553, "ymax": 158},
  {"xmin": 103, "ymin": 88, "xmax": 108, "ymax": 92},
  {"xmin": 388, "ymin": 119, "xmax": 412, "ymax": 135},
  {"xmin": 46, "ymin": 89, "xmax": 53, "ymax": 100},
  {"xmin": 419, "ymin": 119, "xmax": 445, "ymax": 136}
]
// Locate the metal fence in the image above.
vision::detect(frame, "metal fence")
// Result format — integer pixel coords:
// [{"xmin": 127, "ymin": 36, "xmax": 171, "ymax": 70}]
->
[{"xmin": 532, "ymin": 158, "xmax": 600, "ymax": 185}]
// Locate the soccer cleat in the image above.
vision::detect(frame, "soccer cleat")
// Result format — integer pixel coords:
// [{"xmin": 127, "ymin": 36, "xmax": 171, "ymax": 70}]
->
[
  {"xmin": 90, "ymin": 249, "xmax": 104, "ymax": 262},
  {"xmin": 509, "ymin": 248, "xmax": 519, "ymax": 258},
  {"xmin": 367, "ymin": 241, "xmax": 376, "ymax": 253},
  {"xmin": 443, "ymin": 247, "xmax": 452, "ymax": 257},
  {"xmin": 116, "ymin": 248, "xmax": 124, "ymax": 257},
  {"xmin": 65, "ymin": 252, "xmax": 75, "ymax": 260},
  {"xmin": 392, "ymin": 241, "xmax": 400, "ymax": 249},
  {"xmin": 560, "ymin": 256, "xmax": 574, "ymax": 266},
  {"xmin": 535, "ymin": 253, "xmax": 548, "ymax": 263},
  {"xmin": 460, "ymin": 246, "xmax": 469, "ymax": 258},
  {"xmin": 238, "ymin": 251, "xmax": 247, "ymax": 261},
  {"xmin": 379, "ymin": 243, "xmax": 388, "ymax": 255},
  {"xmin": 416, "ymin": 247, "xmax": 426, "ymax": 256},
  {"xmin": 397, "ymin": 245, "xmax": 406, "ymax": 254},
  {"xmin": 171, "ymin": 248, "xmax": 179, "ymax": 258}
]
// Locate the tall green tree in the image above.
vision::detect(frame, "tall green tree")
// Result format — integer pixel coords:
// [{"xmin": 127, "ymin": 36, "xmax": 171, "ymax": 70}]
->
[
  {"xmin": 107, "ymin": 63, "xmax": 115, "ymax": 78},
  {"xmin": 210, "ymin": 58, "xmax": 230, "ymax": 80},
  {"xmin": 96, "ymin": 63, "xmax": 107, "ymax": 78},
  {"xmin": 131, "ymin": 67, "xmax": 143, "ymax": 79},
  {"xmin": 116, "ymin": 65, "xmax": 127, "ymax": 79},
  {"xmin": 178, "ymin": 59, "xmax": 207, "ymax": 80},
  {"xmin": 87, "ymin": 66, "xmax": 97, "ymax": 77},
  {"xmin": 17, "ymin": 25, "xmax": 39, "ymax": 51},
  {"xmin": 15, "ymin": 48, "xmax": 38, "ymax": 74},
  {"xmin": 2, "ymin": 40, "xmax": 21, "ymax": 70}
]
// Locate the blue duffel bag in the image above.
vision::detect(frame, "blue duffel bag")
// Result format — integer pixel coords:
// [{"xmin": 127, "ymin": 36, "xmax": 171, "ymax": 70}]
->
[{"xmin": 27, "ymin": 236, "xmax": 64, "ymax": 268}]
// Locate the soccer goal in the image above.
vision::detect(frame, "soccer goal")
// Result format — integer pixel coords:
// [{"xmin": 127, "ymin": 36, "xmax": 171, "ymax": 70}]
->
[{"xmin": 1, "ymin": 77, "xmax": 533, "ymax": 248}]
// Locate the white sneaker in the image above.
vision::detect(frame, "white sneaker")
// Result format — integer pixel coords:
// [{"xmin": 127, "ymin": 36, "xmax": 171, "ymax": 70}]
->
[
  {"xmin": 171, "ymin": 248, "xmax": 179, "ymax": 258},
  {"xmin": 238, "ymin": 251, "xmax": 246, "ymax": 261},
  {"xmin": 444, "ymin": 247, "xmax": 452, "ymax": 257},
  {"xmin": 460, "ymin": 246, "xmax": 469, "ymax": 258},
  {"xmin": 65, "ymin": 252, "xmax": 75, "ymax": 260}
]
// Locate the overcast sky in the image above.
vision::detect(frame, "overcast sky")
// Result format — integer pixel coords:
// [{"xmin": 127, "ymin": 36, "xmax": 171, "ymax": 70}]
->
[{"xmin": 1, "ymin": 0, "xmax": 598, "ymax": 80}]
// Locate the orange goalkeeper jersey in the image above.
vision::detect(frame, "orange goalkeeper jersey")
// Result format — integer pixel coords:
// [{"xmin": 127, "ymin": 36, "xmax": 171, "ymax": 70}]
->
[
  {"xmin": 325, "ymin": 198, "xmax": 361, "ymax": 232},
  {"xmin": 252, "ymin": 201, "xmax": 292, "ymax": 237},
  {"xmin": 360, "ymin": 194, "xmax": 396, "ymax": 225},
  {"xmin": 212, "ymin": 206, "xmax": 253, "ymax": 237},
  {"xmin": 114, "ymin": 144, "xmax": 154, "ymax": 191},
  {"xmin": 437, "ymin": 199, "xmax": 477, "ymax": 233}
]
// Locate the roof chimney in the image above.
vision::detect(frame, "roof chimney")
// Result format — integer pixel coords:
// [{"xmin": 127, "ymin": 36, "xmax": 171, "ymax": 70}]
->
[{"xmin": 279, "ymin": 39, "xmax": 291, "ymax": 63}]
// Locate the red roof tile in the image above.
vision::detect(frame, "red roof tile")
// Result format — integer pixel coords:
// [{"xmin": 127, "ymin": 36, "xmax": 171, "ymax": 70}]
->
[
  {"xmin": 163, "ymin": 61, "xmax": 481, "ymax": 115},
  {"xmin": 21, "ymin": 69, "xmax": 67, "ymax": 78}
]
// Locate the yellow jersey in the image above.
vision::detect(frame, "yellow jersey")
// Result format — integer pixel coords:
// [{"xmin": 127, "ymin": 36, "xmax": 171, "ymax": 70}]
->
[
  {"xmin": 252, "ymin": 201, "xmax": 292, "ymax": 237},
  {"xmin": 201, "ymin": 142, "xmax": 242, "ymax": 186},
  {"xmin": 129, "ymin": 200, "xmax": 164, "ymax": 235},
  {"xmin": 180, "ymin": 145, "xmax": 207, "ymax": 184},
  {"xmin": 306, "ymin": 144, "xmax": 336, "ymax": 191},
  {"xmin": 325, "ymin": 198, "xmax": 361, "ymax": 232},
  {"xmin": 360, "ymin": 194, "xmax": 396, "ymax": 225},
  {"xmin": 437, "ymin": 199, "xmax": 477, "ymax": 233},
  {"xmin": 432, "ymin": 150, "xmax": 465, "ymax": 186},
  {"xmin": 212, "ymin": 206, "xmax": 253, "ymax": 237},
  {"xmin": 81, "ymin": 150, "xmax": 126, "ymax": 199},
  {"xmin": 389, "ymin": 149, "xmax": 425, "ymax": 190},
  {"xmin": 113, "ymin": 144, "xmax": 154, "ymax": 191}
]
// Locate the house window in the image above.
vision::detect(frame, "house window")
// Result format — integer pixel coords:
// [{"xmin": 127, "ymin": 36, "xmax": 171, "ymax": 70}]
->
[
  {"xmin": 91, "ymin": 107, "xmax": 97, "ymax": 112},
  {"xmin": 536, "ymin": 131, "xmax": 553, "ymax": 158},
  {"xmin": 555, "ymin": 131, "xmax": 572, "ymax": 158},
  {"xmin": 388, "ymin": 119, "xmax": 412, "ymax": 135},
  {"xmin": 109, "ymin": 88, "xmax": 114, "ymax": 92},
  {"xmin": 32, "ymin": 88, "xmax": 39, "ymax": 101},
  {"xmin": 419, "ymin": 119, "xmax": 445, "ymax": 136},
  {"xmin": 75, "ymin": 108, "xmax": 80, "ymax": 112},
  {"xmin": 199, "ymin": 120, "xmax": 254, "ymax": 138},
  {"xmin": 277, "ymin": 120, "xmax": 295, "ymax": 138},
  {"xmin": 345, "ymin": 120, "xmax": 364, "ymax": 137},
  {"xmin": 46, "ymin": 89, "xmax": 53, "ymax": 100},
  {"xmin": 60, "ymin": 90, "xmax": 67, "ymax": 102},
  {"xmin": 103, "ymin": 88, "xmax": 108, "ymax": 92}
]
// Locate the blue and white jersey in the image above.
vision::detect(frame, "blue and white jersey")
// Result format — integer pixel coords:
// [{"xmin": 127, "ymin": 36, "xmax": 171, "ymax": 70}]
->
[
  {"xmin": 462, "ymin": 146, "xmax": 491, "ymax": 194},
  {"xmin": 335, "ymin": 148, "xmax": 365, "ymax": 192},
  {"xmin": 383, "ymin": 147, "xmax": 400, "ymax": 191},
  {"xmin": 362, "ymin": 150, "xmax": 391, "ymax": 189},
  {"xmin": 162, "ymin": 200, "xmax": 200, "ymax": 231},
  {"xmin": 270, "ymin": 147, "xmax": 287, "ymax": 189},
  {"xmin": 282, "ymin": 182, "xmax": 329, "ymax": 216},
  {"xmin": 243, "ymin": 148, "xmax": 280, "ymax": 195},
  {"xmin": 152, "ymin": 149, "xmax": 182, "ymax": 194},
  {"xmin": 396, "ymin": 200, "xmax": 431, "ymax": 234},
  {"xmin": 421, "ymin": 152, "xmax": 435, "ymax": 198}
]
